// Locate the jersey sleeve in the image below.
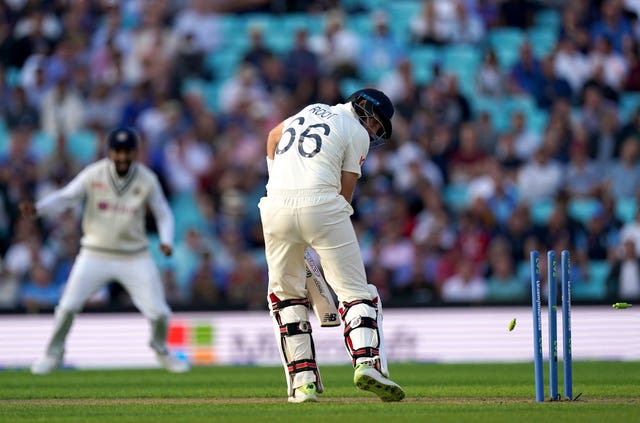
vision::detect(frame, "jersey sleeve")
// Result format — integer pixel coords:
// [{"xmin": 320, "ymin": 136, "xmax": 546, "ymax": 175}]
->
[
  {"xmin": 147, "ymin": 174, "xmax": 175, "ymax": 247},
  {"xmin": 341, "ymin": 127, "xmax": 370, "ymax": 177},
  {"xmin": 35, "ymin": 167, "xmax": 89, "ymax": 215}
]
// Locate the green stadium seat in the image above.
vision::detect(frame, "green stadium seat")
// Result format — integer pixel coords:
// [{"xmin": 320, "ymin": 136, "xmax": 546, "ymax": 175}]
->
[
  {"xmin": 529, "ymin": 198, "xmax": 555, "ymax": 225},
  {"xmin": 32, "ymin": 131, "xmax": 55, "ymax": 160},
  {"xmin": 615, "ymin": 198, "xmax": 637, "ymax": 223},
  {"xmin": 573, "ymin": 260, "xmax": 609, "ymax": 301},
  {"xmin": 443, "ymin": 184, "xmax": 470, "ymax": 211},
  {"xmin": 568, "ymin": 197, "xmax": 602, "ymax": 224},
  {"xmin": 620, "ymin": 93, "xmax": 640, "ymax": 122},
  {"xmin": 534, "ymin": 8, "xmax": 561, "ymax": 29},
  {"xmin": 528, "ymin": 27, "xmax": 558, "ymax": 58},
  {"xmin": 67, "ymin": 129, "xmax": 98, "ymax": 165},
  {"xmin": 488, "ymin": 28, "xmax": 525, "ymax": 70}
]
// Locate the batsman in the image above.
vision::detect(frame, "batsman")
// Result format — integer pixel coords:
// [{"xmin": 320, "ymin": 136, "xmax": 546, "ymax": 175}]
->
[{"xmin": 259, "ymin": 88, "xmax": 405, "ymax": 403}]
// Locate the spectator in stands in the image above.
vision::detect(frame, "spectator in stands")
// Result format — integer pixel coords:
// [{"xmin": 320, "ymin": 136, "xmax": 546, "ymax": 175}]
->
[
  {"xmin": 578, "ymin": 85, "xmax": 618, "ymax": 137},
  {"xmin": 534, "ymin": 55, "xmax": 573, "ymax": 110},
  {"xmin": 378, "ymin": 57, "xmax": 418, "ymax": 105},
  {"xmin": 553, "ymin": 37, "xmax": 591, "ymax": 95},
  {"xmin": 616, "ymin": 107, "xmax": 640, "ymax": 155},
  {"xmin": 624, "ymin": 41, "xmax": 640, "ymax": 91},
  {"xmin": 606, "ymin": 237, "xmax": 640, "ymax": 302},
  {"xmin": 559, "ymin": 3, "xmax": 592, "ymax": 52},
  {"xmin": 172, "ymin": 0, "xmax": 221, "ymax": 55},
  {"xmin": 587, "ymin": 35, "xmax": 629, "ymax": 92},
  {"xmin": 589, "ymin": 0, "xmax": 632, "ymax": 53},
  {"xmin": 90, "ymin": 1, "xmax": 131, "ymax": 59},
  {"xmin": 476, "ymin": 49, "xmax": 506, "ymax": 97},
  {"xmin": 4, "ymin": 86, "xmax": 39, "ymax": 131},
  {"xmin": 441, "ymin": 75, "xmax": 472, "ymax": 127},
  {"xmin": 449, "ymin": 0, "xmax": 486, "ymax": 45},
  {"xmin": 605, "ymin": 136, "xmax": 640, "ymax": 200},
  {"xmin": 409, "ymin": 0, "xmax": 449, "ymax": 45},
  {"xmin": 123, "ymin": 0, "xmax": 176, "ymax": 86},
  {"xmin": 535, "ymin": 192, "xmax": 586, "ymax": 253},
  {"xmin": 188, "ymin": 249, "xmax": 222, "ymax": 307},
  {"xmin": 218, "ymin": 62, "xmax": 270, "ymax": 117},
  {"xmin": 508, "ymin": 41, "xmax": 542, "ymax": 97},
  {"xmin": 4, "ymin": 221, "xmax": 56, "ymax": 284},
  {"xmin": 283, "ymin": 28, "xmax": 319, "ymax": 107},
  {"xmin": 564, "ymin": 141, "xmax": 602, "ymax": 198},
  {"xmin": 308, "ymin": 9, "xmax": 360, "ymax": 79},
  {"xmin": 517, "ymin": 143, "xmax": 563, "ymax": 202},
  {"xmin": 507, "ymin": 110, "xmax": 541, "ymax": 161},
  {"xmin": 592, "ymin": 109, "xmax": 619, "ymax": 171},
  {"xmin": 9, "ymin": 7, "xmax": 59, "ymax": 69},
  {"xmin": 241, "ymin": 23, "xmax": 273, "ymax": 74},
  {"xmin": 494, "ymin": 130, "xmax": 524, "ymax": 181},
  {"xmin": 581, "ymin": 209, "xmax": 617, "ymax": 261},
  {"xmin": 225, "ymin": 251, "xmax": 265, "ymax": 310},
  {"xmin": 172, "ymin": 227, "xmax": 217, "ymax": 304},
  {"xmin": 480, "ymin": 160, "xmax": 520, "ymax": 228},
  {"xmin": 169, "ymin": 31, "xmax": 211, "ymax": 99},
  {"xmin": 485, "ymin": 238, "xmax": 527, "ymax": 303},
  {"xmin": 18, "ymin": 262, "xmax": 59, "ymax": 312},
  {"xmin": 0, "ymin": 256, "xmax": 18, "ymax": 309},
  {"xmin": 440, "ymin": 256, "xmax": 487, "ymax": 303},
  {"xmin": 358, "ymin": 10, "xmax": 406, "ymax": 83},
  {"xmin": 161, "ymin": 126, "xmax": 213, "ymax": 195},
  {"xmin": 84, "ymin": 81, "xmax": 122, "ymax": 132},
  {"xmin": 498, "ymin": 0, "xmax": 538, "ymax": 29},
  {"xmin": 39, "ymin": 73, "xmax": 85, "ymax": 139},
  {"xmin": 449, "ymin": 122, "xmax": 490, "ymax": 184}
]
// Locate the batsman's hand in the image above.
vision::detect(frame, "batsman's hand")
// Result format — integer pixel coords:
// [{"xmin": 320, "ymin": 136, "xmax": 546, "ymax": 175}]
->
[
  {"xmin": 19, "ymin": 201, "xmax": 37, "ymax": 218},
  {"xmin": 160, "ymin": 244, "xmax": 172, "ymax": 257}
]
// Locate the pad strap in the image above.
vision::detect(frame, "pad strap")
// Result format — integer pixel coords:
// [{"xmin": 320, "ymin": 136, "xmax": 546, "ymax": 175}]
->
[
  {"xmin": 280, "ymin": 321, "xmax": 312, "ymax": 336},
  {"xmin": 287, "ymin": 359, "xmax": 318, "ymax": 374},
  {"xmin": 351, "ymin": 347, "xmax": 380, "ymax": 361},
  {"xmin": 271, "ymin": 297, "xmax": 310, "ymax": 312},
  {"xmin": 339, "ymin": 299, "xmax": 376, "ymax": 320},
  {"xmin": 343, "ymin": 316, "xmax": 377, "ymax": 337}
]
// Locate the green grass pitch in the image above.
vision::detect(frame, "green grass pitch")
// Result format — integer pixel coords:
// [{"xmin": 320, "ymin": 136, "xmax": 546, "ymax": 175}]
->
[{"xmin": 1, "ymin": 362, "xmax": 638, "ymax": 422}]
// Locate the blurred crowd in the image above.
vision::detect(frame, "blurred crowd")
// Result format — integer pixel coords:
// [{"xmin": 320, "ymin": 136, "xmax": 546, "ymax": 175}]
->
[{"xmin": 0, "ymin": 0, "xmax": 640, "ymax": 314}]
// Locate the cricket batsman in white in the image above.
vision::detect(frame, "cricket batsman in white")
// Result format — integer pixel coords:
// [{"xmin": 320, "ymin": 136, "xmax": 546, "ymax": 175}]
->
[
  {"xmin": 22, "ymin": 127, "xmax": 189, "ymax": 374},
  {"xmin": 259, "ymin": 88, "xmax": 405, "ymax": 402}
]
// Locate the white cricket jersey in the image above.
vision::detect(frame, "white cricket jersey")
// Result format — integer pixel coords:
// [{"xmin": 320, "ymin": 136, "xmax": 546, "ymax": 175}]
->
[
  {"xmin": 36, "ymin": 159, "xmax": 174, "ymax": 254},
  {"xmin": 266, "ymin": 102, "xmax": 370, "ymax": 194}
]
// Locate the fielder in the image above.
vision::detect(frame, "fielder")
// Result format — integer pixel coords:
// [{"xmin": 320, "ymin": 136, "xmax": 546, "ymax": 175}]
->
[
  {"xmin": 259, "ymin": 88, "xmax": 405, "ymax": 402},
  {"xmin": 22, "ymin": 127, "xmax": 189, "ymax": 374}
]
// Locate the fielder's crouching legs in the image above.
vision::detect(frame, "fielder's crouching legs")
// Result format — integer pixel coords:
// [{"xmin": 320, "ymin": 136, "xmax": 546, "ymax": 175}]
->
[{"xmin": 269, "ymin": 293, "xmax": 324, "ymax": 396}]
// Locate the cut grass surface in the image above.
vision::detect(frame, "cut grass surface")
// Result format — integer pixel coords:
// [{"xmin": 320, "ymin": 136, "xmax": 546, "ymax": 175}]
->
[{"xmin": 0, "ymin": 362, "xmax": 638, "ymax": 422}]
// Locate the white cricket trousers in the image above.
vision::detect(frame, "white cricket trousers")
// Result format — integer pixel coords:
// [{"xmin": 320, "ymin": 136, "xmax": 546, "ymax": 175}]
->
[
  {"xmin": 258, "ymin": 190, "xmax": 373, "ymax": 303},
  {"xmin": 58, "ymin": 249, "xmax": 170, "ymax": 319}
]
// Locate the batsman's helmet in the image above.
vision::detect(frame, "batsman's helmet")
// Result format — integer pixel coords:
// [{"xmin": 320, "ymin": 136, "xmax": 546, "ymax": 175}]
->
[
  {"xmin": 107, "ymin": 127, "xmax": 139, "ymax": 151},
  {"xmin": 347, "ymin": 88, "xmax": 394, "ymax": 146}
]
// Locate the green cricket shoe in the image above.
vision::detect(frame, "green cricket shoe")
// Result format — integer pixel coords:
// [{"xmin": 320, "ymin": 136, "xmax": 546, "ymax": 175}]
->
[
  {"xmin": 288, "ymin": 383, "xmax": 318, "ymax": 403},
  {"xmin": 354, "ymin": 363, "xmax": 405, "ymax": 402}
]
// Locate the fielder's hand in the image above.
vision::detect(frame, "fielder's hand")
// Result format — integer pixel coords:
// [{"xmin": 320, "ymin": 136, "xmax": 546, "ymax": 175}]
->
[
  {"xmin": 19, "ymin": 201, "xmax": 37, "ymax": 218},
  {"xmin": 160, "ymin": 244, "xmax": 172, "ymax": 257}
]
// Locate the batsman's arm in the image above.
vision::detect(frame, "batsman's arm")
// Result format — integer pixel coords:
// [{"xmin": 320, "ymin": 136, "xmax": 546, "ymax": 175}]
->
[
  {"xmin": 266, "ymin": 121, "xmax": 285, "ymax": 160},
  {"xmin": 340, "ymin": 171, "xmax": 358, "ymax": 203}
]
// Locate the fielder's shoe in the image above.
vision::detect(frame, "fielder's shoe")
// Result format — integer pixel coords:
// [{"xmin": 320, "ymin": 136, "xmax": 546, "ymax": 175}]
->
[
  {"xmin": 354, "ymin": 362, "xmax": 405, "ymax": 402},
  {"xmin": 288, "ymin": 383, "xmax": 318, "ymax": 403},
  {"xmin": 156, "ymin": 353, "xmax": 190, "ymax": 373},
  {"xmin": 31, "ymin": 354, "xmax": 62, "ymax": 375}
]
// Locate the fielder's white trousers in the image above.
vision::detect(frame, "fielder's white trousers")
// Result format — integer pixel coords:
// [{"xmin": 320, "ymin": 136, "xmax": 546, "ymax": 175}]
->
[
  {"xmin": 258, "ymin": 190, "xmax": 373, "ymax": 303},
  {"xmin": 58, "ymin": 249, "xmax": 170, "ymax": 319}
]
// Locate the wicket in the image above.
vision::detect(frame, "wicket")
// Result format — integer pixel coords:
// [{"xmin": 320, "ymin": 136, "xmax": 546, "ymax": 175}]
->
[{"xmin": 530, "ymin": 249, "xmax": 573, "ymax": 402}]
